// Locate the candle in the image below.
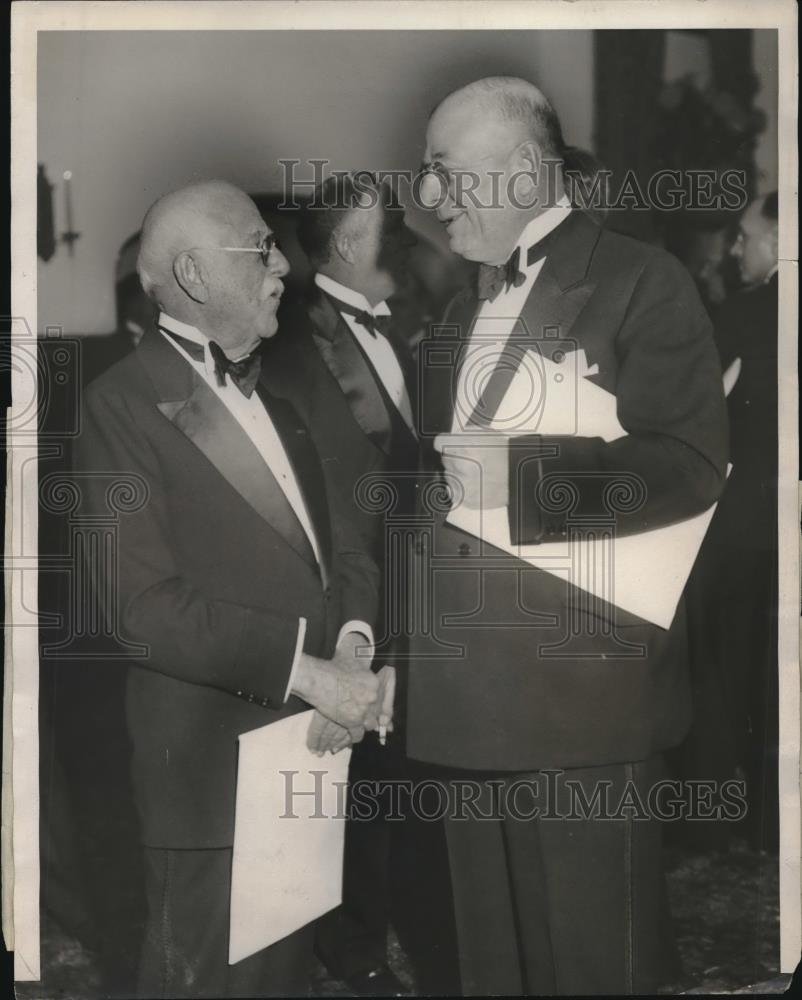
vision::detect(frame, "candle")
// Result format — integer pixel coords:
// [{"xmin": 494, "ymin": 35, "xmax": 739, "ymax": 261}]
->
[
  {"xmin": 61, "ymin": 170, "xmax": 80, "ymax": 254},
  {"xmin": 63, "ymin": 170, "xmax": 73, "ymax": 233}
]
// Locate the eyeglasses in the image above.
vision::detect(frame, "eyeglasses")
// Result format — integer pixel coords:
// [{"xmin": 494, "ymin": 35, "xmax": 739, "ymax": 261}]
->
[
  {"xmin": 417, "ymin": 145, "xmax": 522, "ymax": 209},
  {"xmin": 185, "ymin": 233, "xmax": 282, "ymax": 267}
]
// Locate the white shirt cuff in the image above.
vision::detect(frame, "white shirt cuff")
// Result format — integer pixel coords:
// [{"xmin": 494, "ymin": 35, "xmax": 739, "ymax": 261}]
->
[
  {"xmin": 337, "ymin": 620, "xmax": 375, "ymax": 668},
  {"xmin": 283, "ymin": 617, "xmax": 308, "ymax": 704}
]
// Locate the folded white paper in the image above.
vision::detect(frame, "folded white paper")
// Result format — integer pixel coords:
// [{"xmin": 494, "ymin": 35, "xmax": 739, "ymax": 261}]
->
[
  {"xmin": 446, "ymin": 500, "xmax": 720, "ymax": 629},
  {"xmin": 723, "ymin": 356, "xmax": 742, "ymax": 397},
  {"xmin": 229, "ymin": 710, "xmax": 351, "ymax": 964},
  {"xmin": 444, "ymin": 350, "xmax": 728, "ymax": 630}
]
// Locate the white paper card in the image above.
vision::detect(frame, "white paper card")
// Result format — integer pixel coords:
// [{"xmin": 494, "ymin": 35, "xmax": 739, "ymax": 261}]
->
[
  {"xmin": 444, "ymin": 351, "xmax": 728, "ymax": 629},
  {"xmin": 229, "ymin": 710, "xmax": 351, "ymax": 965},
  {"xmin": 723, "ymin": 356, "xmax": 743, "ymax": 397},
  {"xmin": 446, "ymin": 499, "xmax": 721, "ymax": 630}
]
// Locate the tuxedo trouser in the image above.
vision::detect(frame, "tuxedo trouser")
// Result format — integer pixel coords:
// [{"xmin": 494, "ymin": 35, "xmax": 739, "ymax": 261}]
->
[
  {"xmin": 138, "ymin": 846, "xmax": 313, "ymax": 998},
  {"xmin": 315, "ymin": 733, "xmax": 461, "ymax": 992},
  {"xmin": 679, "ymin": 542, "xmax": 778, "ymax": 852},
  {"xmin": 314, "ymin": 735, "xmax": 394, "ymax": 979},
  {"xmin": 442, "ymin": 755, "xmax": 669, "ymax": 996}
]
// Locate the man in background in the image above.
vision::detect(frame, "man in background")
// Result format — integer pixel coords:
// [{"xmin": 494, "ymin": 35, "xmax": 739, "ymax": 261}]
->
[
  {"xmin": 679, "ymin": 191, "xmax": 779, "ymax": 853},
  {"xmin": 269, "ymin": 174, "xmax": 459, "ymax": 995},
  {"xmin": 75, "ymin": 179, "xmax": 391, "ymax": 997}
]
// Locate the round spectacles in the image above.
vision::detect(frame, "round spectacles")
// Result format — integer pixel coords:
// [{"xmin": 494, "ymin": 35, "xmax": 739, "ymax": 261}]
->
[
  {"xmin": 184, "ymin": 234, "xmax": 282, "ymax": 267},
  {"xmin": 416, "ymin": 143, "xmax": 525, "ymax": 209}
]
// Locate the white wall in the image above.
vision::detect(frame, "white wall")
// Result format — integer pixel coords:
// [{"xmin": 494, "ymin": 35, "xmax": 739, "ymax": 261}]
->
[{"xmin": 37, "ymin": 29, "xmax": 594, "ymax": 334}]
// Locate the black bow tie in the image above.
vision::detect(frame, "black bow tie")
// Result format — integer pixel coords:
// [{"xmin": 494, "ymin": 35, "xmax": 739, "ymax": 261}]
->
[
  {"xmin": 477, "ymin": 241, "xmax": 549, "ymax": 302},
  {"xmin": 160, "ymin": 327, "xmax": 263, "ymax": 398},
  {"xmin": 208, "ymin": 341, "xmax": 263, "ymax": 398},
  {"xmin": 325, "ymin": 294, "xmax": 390, "ymax": 338}
]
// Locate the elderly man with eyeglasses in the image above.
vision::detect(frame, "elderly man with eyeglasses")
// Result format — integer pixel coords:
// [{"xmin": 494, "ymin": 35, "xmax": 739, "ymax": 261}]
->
[{"xmin": 74, "ymin": 180, "xmax": 393, "ymax": 997}]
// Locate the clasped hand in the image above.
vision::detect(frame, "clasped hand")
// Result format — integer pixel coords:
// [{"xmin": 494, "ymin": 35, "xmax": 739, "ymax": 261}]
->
[{"xmin": 305, "ymin": 634, "xmax": 395, "ymax": 755}]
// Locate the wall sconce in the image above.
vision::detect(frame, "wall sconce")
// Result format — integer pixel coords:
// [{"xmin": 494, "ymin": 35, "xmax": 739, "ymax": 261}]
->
[
  {"xmin": 61, "ymin": 170, "xmax": 81, "ymax": 255},
  {"xmin": 37, "ymin": 163, "xmax": 81, "ymax": 260}
]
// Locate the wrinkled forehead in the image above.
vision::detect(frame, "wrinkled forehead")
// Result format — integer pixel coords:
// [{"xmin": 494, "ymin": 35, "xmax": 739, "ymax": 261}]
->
[{"xmin": 425, "ymin": 102, "xmax": 515, "ymax": 164}]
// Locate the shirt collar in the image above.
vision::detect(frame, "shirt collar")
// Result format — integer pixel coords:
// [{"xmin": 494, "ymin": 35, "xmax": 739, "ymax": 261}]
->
[
  {"xmin": 315, "ymin": 273, "xmax": 391, "ymax": 318},
  {"xmin": 158, "ymin": 312, "xmax": 217, "ymax": 378},
  {"xmin": 158, "ymin": 312, "xmax": 208, "ymax": 345},
  {"xmin": 512, "ymin": 194, "xmax": 573, "ymax": 267},
  {"xmin": 158, "ymin": 311, "xmax": 260, "ymax": 380}
]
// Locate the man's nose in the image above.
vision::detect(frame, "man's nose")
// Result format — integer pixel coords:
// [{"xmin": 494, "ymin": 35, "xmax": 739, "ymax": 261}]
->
[
  {"xmin": 270, "ymin": 247, "xmax": 290, "ymax": 277},
  {"xmin": 420, "ymin": 171, "xmax": 449, "ymax": 211}
]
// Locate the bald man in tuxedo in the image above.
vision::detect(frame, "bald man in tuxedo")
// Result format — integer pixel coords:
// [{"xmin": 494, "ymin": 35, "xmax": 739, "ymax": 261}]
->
[
  {"xmin": 75, "ymin": 180, "xmax": 392, "ymax": 997},
  {"xmin": 404, "ymin": 78, "xmax": 728, "ymax": 995}
]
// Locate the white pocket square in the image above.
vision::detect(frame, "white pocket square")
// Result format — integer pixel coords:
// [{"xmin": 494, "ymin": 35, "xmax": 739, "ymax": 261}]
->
[{"xmin": 573, "ymin": 348, "xmax": 598, "ymax": 378}]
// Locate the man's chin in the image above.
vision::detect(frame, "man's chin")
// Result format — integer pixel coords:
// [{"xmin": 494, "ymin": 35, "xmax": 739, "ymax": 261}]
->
[
  {"xmin": 447, "ymin": 233, "xmax": 479, "ymax": 262},
  {"xmin": 258, "ymin": 316, "xmax": 280, "ymax": 339}
]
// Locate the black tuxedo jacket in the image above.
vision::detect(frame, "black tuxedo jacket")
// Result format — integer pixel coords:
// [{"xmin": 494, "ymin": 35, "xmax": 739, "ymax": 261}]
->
[
  {"xmin": 406, "ymin": 210, "xmax": 729, "ymax": 771},
  {"xmin": 74, "ymin": 328, "xmax": 378, "ymax": 848},
  {"xmin": 269, "ymin": 287, "xmax": 419, "ymax": 564},
  {"xmin": 708, "ymin": 272, "xmax": 778, "ymax": 552}
]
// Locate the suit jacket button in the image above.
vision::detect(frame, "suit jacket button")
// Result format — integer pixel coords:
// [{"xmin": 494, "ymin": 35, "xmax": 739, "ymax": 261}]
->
[
  {"xmin": 458, "ymin": 542, "xmax": 471, "ymax": 556},
  {"xmin": 247, "ymin": 694, "xmax": 254, "ymax": 703}
]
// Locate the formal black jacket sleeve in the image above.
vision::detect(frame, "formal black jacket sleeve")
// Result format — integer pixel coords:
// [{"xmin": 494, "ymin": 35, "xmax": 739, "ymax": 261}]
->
[
  {"xmin": 330, "ymin": 484, "xmax": 381, "ymax": 641},
  {"xmin": 508, "ymin": 250, "xmax": 729, "ymax": 543},
  {"xmin": 76, "ymin": 385, "xmax": 312, "ymax": 709}
]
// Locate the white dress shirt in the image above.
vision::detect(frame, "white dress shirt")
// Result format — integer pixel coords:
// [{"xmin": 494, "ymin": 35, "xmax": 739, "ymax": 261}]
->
[
  {"xmin": 453, "ymin": 196, "xmax": 573, "ymax": 433},
  {"xmin": 315, "ymin": 273, "xmax": 415, "ymax": 433},
  {"xmin": 158, "ymin": 313, "xmax": 373, "ymax": 699}
]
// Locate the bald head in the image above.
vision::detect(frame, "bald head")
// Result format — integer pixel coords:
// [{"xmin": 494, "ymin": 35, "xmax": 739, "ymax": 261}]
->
[
  {"xmin": 137, "ymin": 180, "xmax": 257, "ymax": 303},
  {"xmin": 430, "ymin": 77, "xmax": 565, "ymax": 159},
  {"xmin": 135, "ymin": 179, "xmax": 289, "ymax": 352}
]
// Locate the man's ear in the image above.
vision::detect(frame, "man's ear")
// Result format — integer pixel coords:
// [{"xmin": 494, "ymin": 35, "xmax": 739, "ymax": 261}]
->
[
  {"xmin": 516, "ymin": 141, "xmax": 544, "ymax": 193},
  {"xmin": 173, "ymin": 251, "xmax": 209, "ymax": 304},
  {"xmin": 333, "ymin": 229, "xmax": 356, "ymax": 266}
]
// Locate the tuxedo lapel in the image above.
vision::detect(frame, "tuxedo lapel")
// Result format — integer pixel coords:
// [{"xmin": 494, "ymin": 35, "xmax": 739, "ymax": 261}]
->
[
  {"xmin": 308, "ymin": 291, "xmax": 394, "ymax": 454},
  {"xmin": 381, "ymin": 321, "xmax": 419, "ymax": 424},
  {"xmin": 468, "ymin": 212, "xmax": 600, "ymax": 426},
  {"xmin": 138, "ymin": 330, "xmax": 318, "ymax": 572},
  {"xmin": 256, "ymin": 383, "xmax": 333, "ymax": 590}
]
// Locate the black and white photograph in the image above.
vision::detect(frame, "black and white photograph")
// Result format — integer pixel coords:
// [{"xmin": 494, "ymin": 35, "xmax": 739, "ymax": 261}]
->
[{"xmin": 5, "ymin": 1, "xmax": 799, "ymax": 997}]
